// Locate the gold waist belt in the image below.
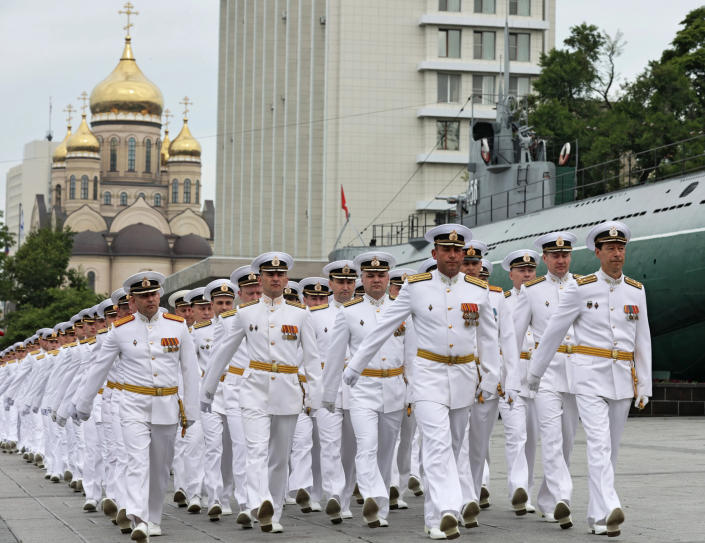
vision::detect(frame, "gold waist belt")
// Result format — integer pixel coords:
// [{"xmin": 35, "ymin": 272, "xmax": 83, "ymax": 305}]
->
[
  {"xmin": 361, "ymin": 366, "xmax": 404, "ymax": 378},
  {"xmin": 249, "ymin": 360, "xmax": 298, "ymax": 374},
  {"xmin": 98, "ymin": 388, "xmax": 104, "ymax": 395},
  {"xmin": 554, "ymin": 344, "xmax": 633, "ymax": 361},
  {"xmin": 121, "ymin": 384, "xmax": 178, "ymax": 396},
  {"xmin": 417, "ymin": 349, "xmax": 475, "ymax": 365},
  {"xmin": 106, "ymin": 381, "xmax": 119, "ymax": 389},
  {"xmin": 228, "ymin": 366, "xmax": 244, "ymax": 376},
  {"xmin": 520, "ymin": 352, "xmax": 531, "ymax": 360}
]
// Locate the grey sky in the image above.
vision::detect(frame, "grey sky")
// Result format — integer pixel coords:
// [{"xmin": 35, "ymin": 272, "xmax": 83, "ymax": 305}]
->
[{"xmin": 1, "ymin": 0, "xmax": 702, "ymax": 213}]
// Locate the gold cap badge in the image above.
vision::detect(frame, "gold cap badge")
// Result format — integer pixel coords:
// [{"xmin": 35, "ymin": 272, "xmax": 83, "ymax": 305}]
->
[
  {"xmin": 449, "ymin": 230, "xmax": 458, "ymax": 241},
  {"xmin": 556, "ymin": 236, "xmax": 564, "ymax": 247},
  {"xmin": 247, "ymin": 273, "xmax": 257, "ymax": 281},
  {"xmin": 220, "ymin": 284, "xmax": 229, "ymax": 292},
  {"xmin": 523, "ymin": 253, "xmax": 531, "ymax": 262},
  {"xmin": 272, "ymin": 256, "xmax": 280, "ymax": 267},
  {"xmin": 467, "ymin": 247, "xmax": 476, "ymax": 257},
  {"xmin": 141, "ymin": 277, "xmax": 150, "ymax": 287},
  {"xmin": 284, "ymin": 287, "xmax": 291, "ymax": 295},
  {"xmin": 371, "ymin": 257, "xmax": 380, "ymax": 267},
  {"xmin": 314, "ymin": 282, "xmax": 322, "ymax": 292},
  {"xmin": 342, "ymin": 264, "xmax": 350, "ymax": 274},
  {"xmin": 609, "ymin": 226, "xmax": 618, "ymax": 237}
]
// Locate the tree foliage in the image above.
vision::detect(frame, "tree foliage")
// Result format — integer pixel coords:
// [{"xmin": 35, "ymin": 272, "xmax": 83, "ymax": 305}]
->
[
  {"xmin": 0, "ymin": 227, "xmax": 101, "ymax": 347},
  {"xmin": 529, "ymin": 9, "xmax": 705, "ymax": 193}
]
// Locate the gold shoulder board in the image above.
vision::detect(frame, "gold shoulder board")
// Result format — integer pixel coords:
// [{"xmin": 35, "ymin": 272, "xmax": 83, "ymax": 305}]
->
[
  {"xmin": 464, "ymin": 275, "xmax": 488, "ymax": 288},
  {"xmin": 114, "ymin": 315, "xmax": 135, "ymax": 328},
  {"xmin": 163, "ymin": 313, "xmax": 186, "ymax": 323},
  {"xmin": 489, "ymin": 285, "xmax": 503, "ymax": 293},
  {"xmin": 194, "ymin": 320, "xmax": 212, "ymax": 329},
  {"xmin": 220, "ymin": 308, "xmax": 238, "ymax": 318},
  {"xmin": 310, "ymin": 303, "xmax": 329, "ymax": 312},
  {"xmin": 343, "ymin": 297, "xmax": 363, "ymax": 307},
  {"xmin": 525, "ymin": 276, "xmax": 546, "ymax": 287},
  {"xmin": 624, "ymin": 277, "xmax": 643, "ymax": 289},
  {"xmin": 239, "ymin": 300, "xmax": 259, "ymax": 309},
  {"xmin": 408, "ymin": 272, "xmax": 432, "ymax": 283},
  {"xmin": 86, "ymin": 337, "xmax": 96, "ymax": 345},
  {"xmin": 576, "ymin": 274, "xmax": 597, "ymax": 286},
  {"xmin": 504, "ymin": 290, "xmax": 512, "ymax": 298},
  {"xmin": 30, "ymin": 349, "xmax": 41, "ymax": 355},
  {"xmin": 572, "ymin": 273, "xmax": 583, "ymax": 280},
  {"xmin": 97, "ymin": 328, "xmax": 109, "ymax": 335},
  {"xmin": 35, "ymin": 354, "xmax": 45, "ymax": 360},
  {"xmin": 286, "ymin": 300, "xmax": 307, "ymax": 309}
]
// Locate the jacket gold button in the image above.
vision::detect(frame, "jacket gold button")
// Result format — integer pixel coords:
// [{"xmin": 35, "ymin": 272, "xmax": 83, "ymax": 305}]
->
[{"xmin": 271, "ymin": 341, "xmax": 275, "ymax": 345}]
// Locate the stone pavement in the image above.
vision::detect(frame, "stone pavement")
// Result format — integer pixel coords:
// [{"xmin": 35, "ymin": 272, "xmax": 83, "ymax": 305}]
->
[{"xmin": 0, "ymin": 417, "xmax": 703, "ymax": 542}]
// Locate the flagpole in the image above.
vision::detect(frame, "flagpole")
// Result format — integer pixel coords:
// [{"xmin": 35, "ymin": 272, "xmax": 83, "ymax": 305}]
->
[{"xmin": 332, "ymin": 217, "xmax": 350, "ymax": 251}]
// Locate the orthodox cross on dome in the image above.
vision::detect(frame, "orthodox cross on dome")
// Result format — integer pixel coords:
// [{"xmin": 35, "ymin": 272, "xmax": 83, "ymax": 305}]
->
[
  {"xmin": 163, "ymin": 108, "xmax": 172, "ymax": 131},
  {"xmin": 179, "ymin": 96, "xmax": 193, "ymax": 120},
  {"xmin": 63, "ymin": 104, "xmax": 75, "ymax": 127},
  {"xmin": 119, "ymin": 2, "xmax": 139, "ymax": 37},
  {"xmin": 77, "ymin": 91, "xmax": 89, "ymax": 115}
]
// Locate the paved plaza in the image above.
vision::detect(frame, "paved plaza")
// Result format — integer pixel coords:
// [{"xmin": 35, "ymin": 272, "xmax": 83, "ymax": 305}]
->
[{"xmin": 0, "ymin": 417, "xmax": 703, "ymax": 543}]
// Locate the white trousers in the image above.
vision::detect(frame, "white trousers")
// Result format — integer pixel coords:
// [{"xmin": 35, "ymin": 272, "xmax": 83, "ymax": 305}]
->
[
  {"xmin": 497, "ymin": 395, "xmax": 529, "ymax": 500},
  {"xmin": 66, "ymin": 421, "xmax": 85, "ymax": 480},
  {"xmin": 241, "ymin": 409, "xmax": 298, "ymax": 522},
  {"xmin": 201, "ymin": 410, "xmax": 234, "ymax": 506},
  {"xmin": 289, "ymin": 412, "xmax": 314, "ymax": 496},
  {"xmin": 316, "ymin": 407, "xmax": 356, "ymax": 510},
  {"xmin": 392, "ymin": 409, "xmax": 417, "ymax": 490},
  {"xmin": 82, "ymin": 415, "xmax": 105, "ymax": 502},
  {"xmin": 576, "ymin": 395, "xmax": 631, "ymax": 525},
  {"xmin": 107, "ymin": 395, "xmax": 128, "ymax": 509},
  {"xmin": 172, "ymin": 418, "xmax": 205, "ymax": 501},
  {"xmin": 121, "ymin": 421, "xmax": 176, "ymax": 525},
  {"xmin": 350, "ymin": 407, "xmax": 404, "ymax": 519},
  {"xmin": 415, "ymin": 401, "xmax": 469, "ymax": 528},
  {"xmin": 535, "ymin": 389, "xmax": 579, "ymax": 514},
  {"xmin": 468, "ymin": 397, "xmax": 499, "ymax": 499},
  {"xmin": 226, "ymin": 410, "xmax": 250, "ymax": 506}
]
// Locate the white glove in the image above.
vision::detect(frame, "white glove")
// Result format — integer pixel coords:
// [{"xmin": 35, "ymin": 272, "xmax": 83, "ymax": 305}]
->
[
  {"xmin": 32, "ymin": 406, "xmax": 39, "ymax": 414},
  {"xmin": 342, "ymin": 366, "xmax": 360, "ymax": 387},
  {"xmin": 200, "ymin": 401, "xmax": 212, "ymax": 414},
  {"xmin": 67, "ymin": 404, "xmax": 78, "ymax": 421},
  {"xmin": 634, "ymin": 395, "xmax": 649, "ymax": 410},
  {"xmin": 321, "ymin": 401, "xmax": 336, "ymax": 413},
  {"xmin": 22, "ymin": 405, "xmax": 31, "ymax": 416},
  {"xmin": 7, "ymin": 398, "xmax": 13, "ymax": 406},
  {"xmin": 77, "ymin": 408, "xmax": 91, "ymax": 422},
  {"xmin": 51, "ymin": 410, "xmax": 57, "ymax": 422},
  {"xmin": 56, "ymin": 416, "xmax": 67, "ymax": 428},
  {"xmin": 527, "ymin": 373, "xmax": 541, "ymax": 393}
]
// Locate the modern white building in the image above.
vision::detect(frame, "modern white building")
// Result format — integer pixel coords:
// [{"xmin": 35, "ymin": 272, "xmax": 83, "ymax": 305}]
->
[
  {"xmin": 215, "ymin": 0, "xmax": 554, "ymax": 259},
  {"xmin": 4, "ymin": 140, "xmax": 57, "ymax": 252}
]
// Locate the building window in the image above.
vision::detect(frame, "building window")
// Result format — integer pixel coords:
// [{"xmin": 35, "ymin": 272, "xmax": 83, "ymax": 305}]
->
[
  {"xmin": 172, "ymin": 179, "xmax": 179, "ymax": 203},
  {"xmin": 109, "ymin": 138, "xmax": 118, "ymax": 171},
  {"xmin": 437, "ymin": 73, "xmax": 461, "ymax": 103},
  {"xmin": 55, "ymin": 184, "xmax": 62, "ymax": 207},
  {"xmin": 509, "ymin": 76, "xmax": 531, "ymax": 98},
  {"xmin": 195, "ymin": 180, "xmax": 200, "ymax": 204},
  {"xmin": 154, "ymin": 193, "xmax": 162, "ymax": 207},
  {"xmin": 473, "ymin": 0, "xmax": 495, "ymax": 13},
  {"xmin": 93, "ymin": 176, "xmax": 98, "ymax": 200},
  {"xmin": 509, "ymin": 0, "xmax": 530, "ymax": 16},
  {"xmin": 437, "ymin": 120, "xmax": 460, "ymax": 150},
  {"xmin": 473, "ymin": 31, "xmax": 495, "ymax": 60},
  {"xmin": 69, "ymin": 176, "xmax": 76, "ymax": 199},
  {"xmin": 183, "ymin": 179, "xmax": 191, "ymax": 204},
  {"xmin": 127, "ymin": 137, "xmax": 136, "ymax": 171},
  {"xmin": 473, "ymin": 75, "xmax": 496, "ymax": 105},
  {"xmin": 439, "ymin": 0, "xmax": 461, "ymax": 11},
  {"xmin": 438, "ymin": 29, "xmax": 461, "ymax": 58},
  {"xmin": 509, "ymin": 33, "xmax": 530, "ymax": 61},
  {"xmin": 87, "ymin": 271, "xmax": 96, "ymax": 292},
  {"xmin": 138, "ymin": 192, "xmax": 145, "ymax": 200},
  {"xmin": 144, "ymin": 139, "xmax": 152, "ymax": 173},
  {"xmin": 81, "ymin": 175, "xmax": 89, "ymax": 199},
  {"xmin": 104, "ymin": 192, "xmax": 112, "ymax": 205},
  {"xmin": 120, "ymin": 192, "xmax": 128, "ymax": 206}
]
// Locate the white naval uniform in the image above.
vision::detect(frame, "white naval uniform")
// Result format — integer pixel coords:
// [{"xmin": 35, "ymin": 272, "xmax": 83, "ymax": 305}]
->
[
  {"xmin": 514, "ymin": 272, "xmax": 580, "ymax": 515},
  {"xmin": 202, "ymin": 295, "xmax": 322, "ymax": 523},
  {"xmin": 75, "ymin": 312, "xmax": 200, "ymax": 526},
  {"xmin": 309, "ymin": 300, "xmax": 357, "ymax": 513},
  {"xmin": 325, "ymin": 293, "xmax": 412, "ymax": 519},
  {"xmin": 346, "ymin": 270, "xmax": 500, "ymax": 529},
  {"xmin": 529, "ymin": 269, "xmax": 652, "ymax": 527}
]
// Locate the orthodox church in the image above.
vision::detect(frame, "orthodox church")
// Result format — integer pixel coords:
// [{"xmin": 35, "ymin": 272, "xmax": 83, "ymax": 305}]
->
[{"xmin": 31, "ymin": 22, "xmax": 213, "ymax": 295}]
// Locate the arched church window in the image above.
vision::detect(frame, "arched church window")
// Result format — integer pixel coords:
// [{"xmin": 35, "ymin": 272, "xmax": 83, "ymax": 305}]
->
[
  {"xmin": 55, "ymin": 184, "xmax": 62, "ymax": 207},
  {"xmin": 110, "ymin": 138, "xmax": 118, "ymax": 171},
  {"xmin": 154, "ymin": 193, "xmax": 162, "ymax": 207},
  {"xmin": 138, "ymin": 192, "xmax": 145, "ymax": 200},
  {"xmin": 87, "ymin": 271, "xmax": 96, "ymax": 292},
  {"xmin": 120, "ymin": 192, "xmax": 128, "ymax": 206},
  {"xmin": 81, "ymin": 176, "xmax": 89, "ymax": 199},
  {"xmin": 172, "ymin": 179, "xmax": 179, "ymax": 203},
  {"xmin": 104, "ymin": 192, "xmax": 112, "ymax": 205},
  {"xmin": 144, "ymin": 139, "xmax": 152, "ymax": 173},
  {"xmin": 195, "ymin": 180, "xmax": 200, "ymax": 204},
  {"xmin": 127, "ymin": 137, "xmax": 136, "ymax": 171},
  {"xmin": 93, "ymin": 176, "xmax": 98, "ymax": 200},
  {"xmin": 69, "ymin": 176, "xmax": 76, "ymax": 199},
  {"xmin": 183, "ymin": 179, "xmax": 191, "ymax": 204}
]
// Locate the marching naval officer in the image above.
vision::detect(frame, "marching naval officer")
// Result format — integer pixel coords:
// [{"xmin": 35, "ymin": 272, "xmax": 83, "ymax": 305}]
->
[
  {"xmin": 513, "ymin": 235, "xmax": 580, "ymax": 529},
  {"xmin": 528, "ymin": 221, "xmax": 652, "ymax": 537},
  {"xmin": 75, "ymin": 271, "xmax": 200, "ymax": 543},
  {"xmin": 324, "ymin": 252, "xmax": 412, "ymax": 528},
  {"xmin": 344, "ymin": 225, "xmax": 500, "ymax": 540},
  {"xmin": 201, "ymin": 252, "xmax": 322, "ymax": 534}
]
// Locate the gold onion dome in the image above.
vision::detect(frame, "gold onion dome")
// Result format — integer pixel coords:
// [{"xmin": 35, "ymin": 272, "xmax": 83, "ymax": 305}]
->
[
  {"xmin": 89, "ymin": 37, "xmax": 163, "ymax": 118},
  {"xmin": 169, "ymin": 119, "xmax": 201, "ymax": 159},
  {"xmin": 66, "ymin": 114, "xmax": 100, "ymax": 154},
  {"xmin": 52, "ymin": 126, "xmax": 72, "ymax": 163}
]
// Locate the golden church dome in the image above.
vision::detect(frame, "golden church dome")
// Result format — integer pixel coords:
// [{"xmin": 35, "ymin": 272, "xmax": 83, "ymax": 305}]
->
[
  {"xmin": 89, "ymin": 37, "xmax": 163, "ymax": 120},
  {"xmin": 160, "ymin": 129, "xmax": 170, "ymax": 166},
  {"xmin": 169, "ymin": 119, "xmax": 201, "ymax": 159},
  {"xmin": 52, "ymin": 125, "xmax": 72, "ymax": 163},
  {"xmin": 66, "ymin": 114, "xmax": 100, "ymax": 154}
]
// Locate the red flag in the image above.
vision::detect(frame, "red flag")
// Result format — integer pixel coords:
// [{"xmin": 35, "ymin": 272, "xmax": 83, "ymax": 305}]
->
[{"xmin": 341, "ymin": 185, "xmax": 350, "ymax": 219}]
